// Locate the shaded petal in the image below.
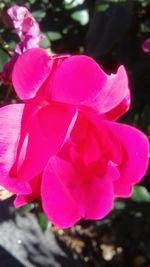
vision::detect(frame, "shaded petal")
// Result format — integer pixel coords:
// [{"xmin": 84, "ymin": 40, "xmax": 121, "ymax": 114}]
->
[
  {"xmin": 42, "ymin": 157, "xmax": 81, "ymax": 228},
  {"xmin": 0, "ymin": 104, "xmax": 31, "ymax": 194},
  {"xmin": 104, "ymin": 121, "xmax": 149, "ymax": 197},
  {"xmin": 83, "ymin": 167, "xmax": 116, "ymax": 220},
  {"xmin": 103, "ymin": 95, "xmax": 130, "ymax": 121},
  {"xmin": 42, "ymin": 156, "xmax": 115, "ymax": 228},
  {"xmin": 14, "ymin": 174, "xmax": 42, "ymax": 208},
  {"xmin": 71, "ymin": 112, "xmax": 123, "ymax": 167},
  {"xmin": 51, "ymin": 58, "xmax": 129, "ymax": 118},
  {"xmin": 12, "ymin": 48, "xmax": 51, "ymax": 100},
  {"xmin": 142, "ymin": 38, "xmax": 150, "ymax": 53},
  {"xmin": 96, "ymin": 65, "xmax": 130, "ymax": 118},
  {"xmin": 18, "ymin": 103, "xmax": 76, "ymax": 182},
  {"xmin": 51, "ymin": 55, "xmax": 107, "ymax": 107}
]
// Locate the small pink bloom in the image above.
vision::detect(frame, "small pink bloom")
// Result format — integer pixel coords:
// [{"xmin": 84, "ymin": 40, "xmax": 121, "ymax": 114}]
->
[
  {"xmin": 0, "ymin": 6, "xmax": 44, "ymax": 83},
  {"xmin": 7, "ymin": 5, "xmax": 42, "ymax": 42},
  {"xmin": 142, "ymin": 38, "xmax": 150, "ymax": 53},
  {"xmin": 0, "ymin": 48, "xmax": 149, "ymax": 228}
]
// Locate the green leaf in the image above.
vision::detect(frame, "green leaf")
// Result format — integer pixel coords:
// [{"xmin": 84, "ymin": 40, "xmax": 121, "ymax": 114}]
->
[
  {"xmin": 114, "ymin": 200, "xmax": 126, "ymax": 210},
  {"xmin": 40, "ymin": 35, "xmax": 50, "ymax": 48},
  {"xmin": 47, "ymin": 31, "xmax": 62, "ymax": 41},
  {"xmin": 132, "ymin": 185, "xmax": 150, "ymax": 202},
  {"xmin": 32, "ymin": 10, "xmax": 46, "ymax": 21},
  {"xmin": 140, "ymin": 23, "xmax": 150, "ymax": 33},
  {"xmin": 38, "ymin": 212, "xmax": 50, "ymax": 231},
  {"xmin": 71, "ymin": 10, "xmax": 89, "ymax": 25},
  {"xmin": 28, "ymin": 0, "xmax": 36, "ymax": 4},
  {"xmin": 95, "ymin": 4, "xmax": 109, "ymax": 12},
  {"xmin": 17, "ymin": 203, "xmax": 34, "ymax": 216},
  {"xmin": 0, "ymin": 49, "xmax": 9, "ymax": 70},
  {"xmin": 63, "ymin": 0, "xmax": 85, "ymax": 9}
]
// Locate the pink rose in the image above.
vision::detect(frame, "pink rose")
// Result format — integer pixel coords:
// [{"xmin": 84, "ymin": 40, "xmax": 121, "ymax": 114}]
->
[{"xmin": 0, "ymin": 48, "xmax": 149, "ymax": 228}]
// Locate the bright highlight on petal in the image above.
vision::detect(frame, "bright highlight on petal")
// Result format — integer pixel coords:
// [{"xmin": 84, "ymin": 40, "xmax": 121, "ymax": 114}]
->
[
  {"xmin": 97, "ymin": 65, "xmax": 130, "ymax": 119},
  {"xmin": 12, "ymin": 48, "xmax": 51, "ymax": 99},
  {"xmin": 51, "ymin": 55, "xmax": 107, "ymax": 107},
  {"xmin": 0, "ymin": 104, "xmax": 31, "ymax": 194}
]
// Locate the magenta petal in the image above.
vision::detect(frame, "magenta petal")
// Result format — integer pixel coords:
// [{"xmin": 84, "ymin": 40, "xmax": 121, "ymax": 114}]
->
[
  {"xmin": 14, "ymin": 195, "xmax": 28, "ymax": 208},
  {"xmin": 42, "ymin": 157, "xmax": 82, "ymax": 228},
  {"xmin": 12, "ymin": 48, "xmax": 51, "ymax": 100},
  {"xmin": 105, "ymin": 122, "xmax": 149, "ymax": 197},
  {"xmin": 142, "ymin": 38, "xmax": 150, "ymax": 53},
  {"xmin": 51, "ymin": 55, "xmax": 107, "ymax": 106},
  {"xmin": 75, "ymin": 112, "xmax": 123, "ymax": 167},
  {"xmin": 0, "ymin": 104, "xmax": 31, "ymax": 194},
  {"xmin": 82, "ymin": 163, "xmax": 116, "ymax": 219},
  {"xmin": 103, "ymin": 96, "xmax": 130, "ymax": 121},
  {"xmin": 18, "ymin": 103, "xmax": 76, "ymax": 182},
  {"xmin": 96, "ymin": 65, "xmax": 130, "ymax": 117},
  {"xmin": 42, "ymin": 156, "xmax": 115, "ymax": 228},
  {"xmin": 83, "ymin": 177, "xmax": 113, "ymax": 220},
  {"xmin": 14, "ymin": 174, "xmax": 41, "ymax": 208}
]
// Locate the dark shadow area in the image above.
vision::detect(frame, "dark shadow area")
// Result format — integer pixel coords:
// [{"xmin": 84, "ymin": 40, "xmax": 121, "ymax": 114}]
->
[
  {"xmin": 0, "ymin": 197, "xmax": 16, "ymax": 222},
  {"xmin": 0, "ymin": 245, "xmax": 25, "ymax": 267}
]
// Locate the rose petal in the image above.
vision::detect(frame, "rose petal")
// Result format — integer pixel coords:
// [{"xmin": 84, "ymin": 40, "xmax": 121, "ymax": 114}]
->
[
  {"xmin": 104, "ymin": 121, "xmax": 149, "ymax": 197},
  {"xmin": 0, "ymin": 104, "xmax": 31, "ymax": 194},
  {"xmin": 51, "ymin": 55, "xmax": 107, "ymax": 107},
  {"xmin": 70, "ymin": 112, "xmax": 123, "ymax": 167},
  {"xmin": 14, "ymin": 174, "xmax": 42, "ymax": 208},
  {"xmin": 42, "ymin": 156, "xmax": 115, "ymax": 228},
  {"xmin": 96, "ymin": 65, "xmax": 130, "ymax": 118},
  {"xmin": 42, "ymin": 157, "xmax": 82, "ymax": 228},
  {"xmin": 103, "ymin": 95, "xmax": 130, "ymax": 121},
  {"xmin": 17, "ymin": 103, "xmax": 76, "ymax": 182},
  {"xmin": 51, "ymin": 58, "xmax": 129, "ymax": 118},
  {"xmin": 12, "ymin": 48, "xmax": 51, "ymax": 100}
]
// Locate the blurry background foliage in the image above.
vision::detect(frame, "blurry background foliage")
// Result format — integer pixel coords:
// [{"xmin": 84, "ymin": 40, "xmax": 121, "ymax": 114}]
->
[{"xmin": 0, "ymin": 0, "xmax": 150, "ymax": 265}]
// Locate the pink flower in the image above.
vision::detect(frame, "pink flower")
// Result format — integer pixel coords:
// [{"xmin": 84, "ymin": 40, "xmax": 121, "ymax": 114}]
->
[
  {"xmin": 8, "ymin": 6, "xmax": 39, "ymax": 38},
  {"xmin": 0, "ymin": 6, "xmax": 44, "ymax": 83},
  {"xmin": 142, "ymin": 38, "xmax": 150, "ymax": 53},
  {"xmin": 0, "ymin": 48, "xmax": 149, "ymax": 228}
]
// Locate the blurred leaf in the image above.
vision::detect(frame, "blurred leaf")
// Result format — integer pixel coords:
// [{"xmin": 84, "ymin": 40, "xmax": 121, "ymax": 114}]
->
[
  {"xmin": 40, "ymin": 35, "xmax": 50, "ymax": 48},
  {"xmin": 95, "ymin": 4, "xmax": 109, "ymax": 12},
  {"xmin": 38, "ymin": 212, "xmax": 50, "ymax": 231},
  {"xmin": 140, "ymin": 23, "xmax": 150, "ymax": 33},
  {"xmin": 32, "ymin": 10, "xmax": 46, "ymax": 21},
  {"xmin": 28, "ymin": 0, "xmax": 36, "ymax": 4},
  {"xmin": 114, "ymin": 200, "xmax": 126, "ymax": 210},
  {"xmin": 18, "ymin": 203, "xmax": 34, "ymax": 216},
  {"xmin": 132, "ymin": 185, "xmax": 150, "ymax": 202},
  {"xmin": 107, "ymin": 0, "xmax": 126, "ymax": 2},
  {"xmin": 42, "ymin": 0, "xmax": 50, "ymax": 3},
  {"xmin": 8, "ymin": 41, "xmax": 16, "ymax": 50},
  {"xmin": 71, "ymin": 10, "xmax": 89, "ymax": 25},
  {"xmin": 47, "ymin": 31, "xmax": 62, "ymax": 41},
  {"xmin": 0, "ymin": 49, "xmax": 9, "ymax": 70},
  {"xmin": 0, "ymin": 3, "xmax": 5, "ymax": 9},
  {"xmin": 63, "ymin": 0, "xmax": 85, "ymax": 9}
]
